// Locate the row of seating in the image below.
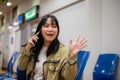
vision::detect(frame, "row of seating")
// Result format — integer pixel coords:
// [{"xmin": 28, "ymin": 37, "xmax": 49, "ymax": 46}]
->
[
  {"xmin": 0, "ymin": 52, "xmax": 19, "ymax": 80},
  {"xmin": 0, "ymin": 51, "xmax": 119, "ymax": 80}
]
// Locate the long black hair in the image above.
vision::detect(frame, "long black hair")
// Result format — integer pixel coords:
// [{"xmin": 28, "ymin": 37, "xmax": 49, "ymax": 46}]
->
[{"xmin": 33, "ymin": 15, "xmax": 60, "ymax": 62}]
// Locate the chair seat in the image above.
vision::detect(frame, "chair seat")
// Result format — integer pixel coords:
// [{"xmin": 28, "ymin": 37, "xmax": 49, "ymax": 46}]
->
[
  {"xmin": 93, "ymin": 53, "xmax": 119, "ymax": 80},
  {"xmin": 94, "ymin": 66, "xmax": 114, "ymax": 74}
]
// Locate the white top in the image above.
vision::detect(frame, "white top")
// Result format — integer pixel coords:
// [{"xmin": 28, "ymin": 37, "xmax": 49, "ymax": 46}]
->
[{"xmin": 33, "ymin": 46, "xmax": 48, "ymax": 80}]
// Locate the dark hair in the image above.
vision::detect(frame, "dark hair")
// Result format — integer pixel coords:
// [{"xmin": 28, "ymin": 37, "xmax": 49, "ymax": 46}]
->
[{"xmin": 33, "ymin": 15, "xmax": 60, "ymax": 62}]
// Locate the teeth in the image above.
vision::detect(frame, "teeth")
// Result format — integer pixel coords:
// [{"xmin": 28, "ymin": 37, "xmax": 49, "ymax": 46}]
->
[{"xmin": 47, "ymin": 34, "xmax": 53, "ymax": 36}]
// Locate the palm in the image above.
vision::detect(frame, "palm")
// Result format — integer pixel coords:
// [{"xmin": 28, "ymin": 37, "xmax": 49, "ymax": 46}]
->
[{"xmin": 69, "ymin": 35, "xmax": 87, "ymax": 57}]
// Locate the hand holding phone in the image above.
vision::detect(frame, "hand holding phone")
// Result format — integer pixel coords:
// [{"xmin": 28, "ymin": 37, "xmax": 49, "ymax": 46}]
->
[
  {"xmin": 25, "ymin": 32, "xmax": 40, "ymax": 52},
  {"xmin": 33, "ymin": 32, "xmax": 40, "ymax": 44}
]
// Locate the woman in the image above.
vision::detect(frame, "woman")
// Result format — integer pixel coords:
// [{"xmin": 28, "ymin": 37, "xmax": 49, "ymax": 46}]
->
[{"xmin": 17, "ymin": 15, "xmax": 87, "ymax": 80}]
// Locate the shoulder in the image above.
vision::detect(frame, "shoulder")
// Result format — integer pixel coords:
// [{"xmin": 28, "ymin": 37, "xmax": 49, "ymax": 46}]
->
[
  {"xmin": 58, "ymin": 43, "xmax": 69, "ymax": 55},
  {"xmin": 48, "ymin": 43, "xmax": 69, "ymax": 59}
]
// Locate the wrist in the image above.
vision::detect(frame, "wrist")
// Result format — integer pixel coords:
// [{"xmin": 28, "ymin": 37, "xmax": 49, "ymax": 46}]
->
[
  {"xmin": 25, "ymin": 44, "xmax": 31, "ymax": 52},
  {"xmin": 66, "ymin": 53, "xmax": 77, "ymax": 65},
  {"xmin": 69, "ymin": 53, "xmax": 74, "ymax": 58}
]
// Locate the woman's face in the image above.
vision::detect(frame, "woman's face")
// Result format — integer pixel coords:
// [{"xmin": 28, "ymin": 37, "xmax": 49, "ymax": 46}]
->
[{"xmin": 41, "ymin": 18, "xmax": 58, "ymax": 46}]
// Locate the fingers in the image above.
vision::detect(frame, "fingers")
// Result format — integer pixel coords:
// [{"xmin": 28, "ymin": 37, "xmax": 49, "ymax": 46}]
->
[
  {"xmin": 75, "ymin": 35, "xmax": 87, "ymax": 49},
  {"xmin": 33, "ymin": 35, "xmax": 39, "ymax": 42},
  {"xmin": 69, "ymin": 39, "xmax": 72, "ymax": 46},
  {"xmin": 79, "ymin": 37, "xmax": 87, "ymax": 46},
  {"xmin": 33, "ymin": 32, "xmax": 40, "ymax": 42},
  {"xmin": 79, "ymin": 37, "xmax": 87, "ymax": 49},
  {"xmin": 75, "ymin": 35, "xmax": 87, "ymax": 44},
  {"xmin": 75, "ymin": 35, "xmax": 80, "ymax": 42},
  {"xmin": 81, "ymin": 44, "xmax": 87, "ymax": 50},
  {"xmin": 35, "ymin": 32, "xmax": 40, "ymax": 36},
  {"xmin": 69, "ymin": 35, "xmax": 88, "ymax": 57},
  {"xmin": 28, "ymin": 33, "xmax": 39, "ymax": 47},
  {"xmin": 29, "ymin": 39, "xmax": 35, "ymax": 46}
]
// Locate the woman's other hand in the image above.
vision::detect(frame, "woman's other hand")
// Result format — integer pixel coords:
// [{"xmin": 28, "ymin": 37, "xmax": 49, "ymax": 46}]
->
[{"xmin": 69, "ymin": 35, "xmax": 87, "ymax": 57}]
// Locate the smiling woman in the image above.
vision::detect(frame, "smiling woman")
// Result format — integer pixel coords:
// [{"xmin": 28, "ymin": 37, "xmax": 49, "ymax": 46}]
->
[{"xmin": 17, "ymin": 14, "xmax": 87, "ymax": 80}]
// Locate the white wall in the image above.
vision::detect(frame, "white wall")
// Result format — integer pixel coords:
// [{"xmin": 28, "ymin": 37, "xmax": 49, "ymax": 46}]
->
[
  {"xmin": 101, "ymin": 0, "xmax": 120, "ymax": 53},
  {"xmin": 2, "ymin": 13, "xmax": 12, "ymax": 67},
  {"xmin": 54, "ymin": 2, "xmax": 89, "ymax": 47},
  {"xmin": 40, "ymin": 0, "xmax": 83, "ymax": 16},
  {"xmin": 9, "ymin": 31, "xmax": 15, "ymax": 62},
  {"xmin": 13, "ymin": 30, "xmax": 21, "ymax": 72}
]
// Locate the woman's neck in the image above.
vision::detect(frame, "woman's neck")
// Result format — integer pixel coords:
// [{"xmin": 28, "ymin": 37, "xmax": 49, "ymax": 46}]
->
[{"xmin": 44, "ymin": 41, "xmax": 51, "ymax": 47}]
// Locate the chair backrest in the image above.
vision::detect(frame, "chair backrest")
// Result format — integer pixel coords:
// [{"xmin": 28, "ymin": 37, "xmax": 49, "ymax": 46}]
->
[
  {"xmin": 93, "ymin": 53, "xmax": 119, "ymax": 80},
  {"xmin": 6, "ymin": 51, "xmax": 20, "ymax": 77},
  {"xmin": 75, "ymin": 50, "xmax": 90, "ymax": 80}
]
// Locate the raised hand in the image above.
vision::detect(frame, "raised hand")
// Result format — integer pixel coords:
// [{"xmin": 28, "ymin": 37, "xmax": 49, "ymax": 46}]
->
[
  {"xmin": 25, "ymin": 32, "xmax": 39, "ymax": 52},
  {"xmin": 69, "ymin": 35, "xmax": 87, "ymax": 57}
]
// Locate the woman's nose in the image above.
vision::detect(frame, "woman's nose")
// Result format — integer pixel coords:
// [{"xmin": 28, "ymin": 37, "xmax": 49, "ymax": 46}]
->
[{"xmin": 48, "ymin": 26, "xmax": 53, "ymax": 30}]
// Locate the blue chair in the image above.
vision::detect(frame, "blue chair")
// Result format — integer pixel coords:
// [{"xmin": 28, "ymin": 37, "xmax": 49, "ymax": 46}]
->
[
  {"xmin": 3, "ymin": 78, "xmax": 17, "ymax": 80},
  {"xmin": 0, "ymin": 51, "xmax": 20, "ymax": 80},
  {"xmin": 93, "ymin": 53, "xmax": 119, "ymax": 80},
  {"xmin": 16, "ymin": 67, "xmax": 26, "ymax": 80},
  {"xmin": 75, "ymin": 50, "xmax": 90, "ymax": 80}
]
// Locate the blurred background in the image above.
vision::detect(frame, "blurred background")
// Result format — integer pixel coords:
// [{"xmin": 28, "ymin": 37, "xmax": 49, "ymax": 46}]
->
[{"xmin": 0, "ymin": 0, "xmax": 120, "ymax": 80}]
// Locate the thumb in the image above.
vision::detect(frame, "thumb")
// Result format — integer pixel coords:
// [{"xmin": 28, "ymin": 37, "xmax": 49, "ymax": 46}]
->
[{"xmin": 69, "ymin": 39, "xmax": 72, "ymax": 47}]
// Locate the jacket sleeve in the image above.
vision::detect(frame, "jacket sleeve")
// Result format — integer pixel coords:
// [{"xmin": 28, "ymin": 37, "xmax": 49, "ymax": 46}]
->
[
  {"xmin": 18, "ymin": 47, "xmax": 32, "ymax": 70},
  {"xmin": 60, "ymin": 47, "xmax": 77, "ymax": 80}
]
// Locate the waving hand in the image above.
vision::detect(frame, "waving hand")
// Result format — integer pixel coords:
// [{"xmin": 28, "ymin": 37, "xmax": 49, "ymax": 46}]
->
[{"xmin": 69, "ymin": 35, "xmax": 87, "ymax": 57}]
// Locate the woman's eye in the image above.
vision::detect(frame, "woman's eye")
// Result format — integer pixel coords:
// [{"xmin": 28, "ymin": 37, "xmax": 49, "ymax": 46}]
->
[
  {"xmin": 45, "ymin": 25, "xmax": 49, "ymax": 27},
  {"xmin": 44, "ymin": 24, "xmax": 49, "ymax": 27},
  {"xmin": 52, "ymin": 25, "xmax": 57, "ymax": 28}
]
